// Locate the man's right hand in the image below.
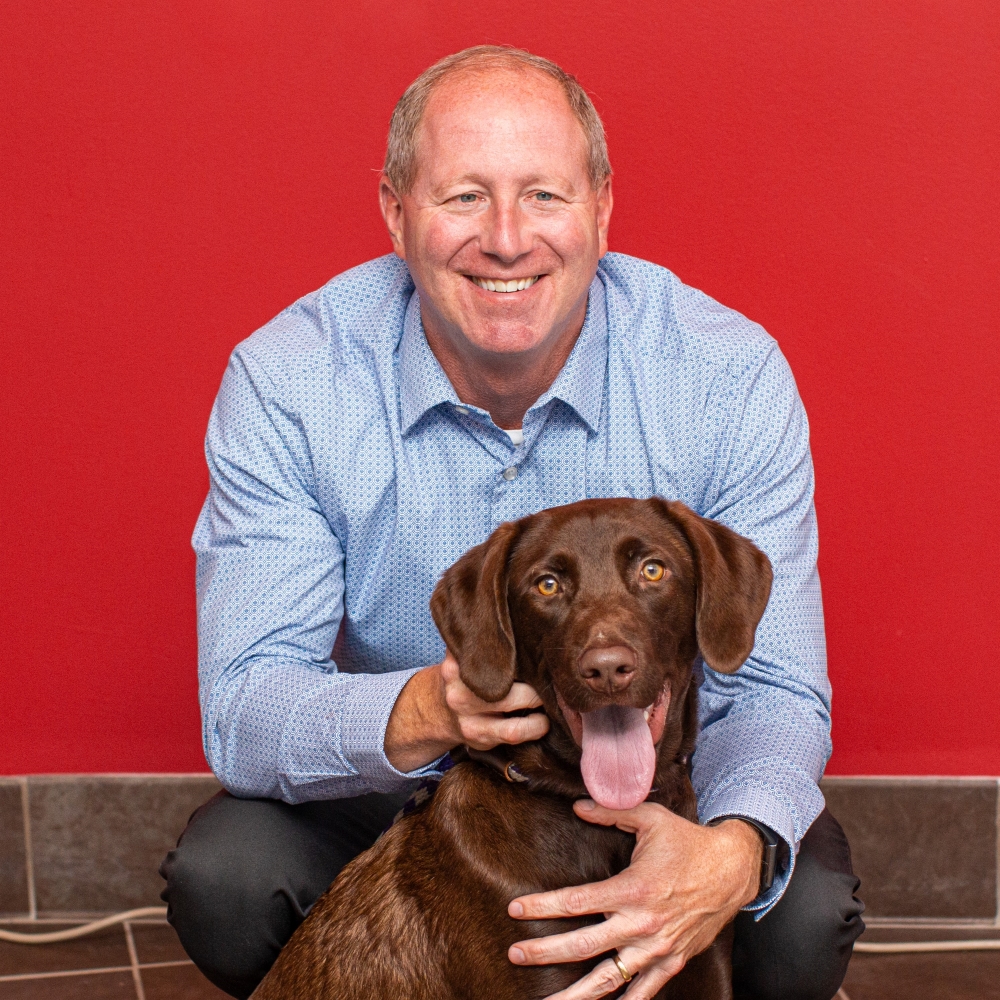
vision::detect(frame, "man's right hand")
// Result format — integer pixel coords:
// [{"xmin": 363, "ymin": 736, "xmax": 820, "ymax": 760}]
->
[{"xmin": 384, "ymin": 651, "xmax": 549, "ymax": 773}]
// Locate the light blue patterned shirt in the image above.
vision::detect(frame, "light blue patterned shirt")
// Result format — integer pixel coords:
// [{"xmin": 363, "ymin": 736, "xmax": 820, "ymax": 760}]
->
[{"xmin": 194, "ymin": 252, "xmax": 831, "ymax": 911}]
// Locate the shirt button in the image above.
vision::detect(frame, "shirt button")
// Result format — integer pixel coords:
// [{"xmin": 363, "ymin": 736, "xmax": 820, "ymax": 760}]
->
[
  {"xmin": 502, "ymin": 466, "xmax": 518, "ymax": 481},
  {"xmin": 454, "ymin": 405, "xmax": 469, "ymax": 416}
]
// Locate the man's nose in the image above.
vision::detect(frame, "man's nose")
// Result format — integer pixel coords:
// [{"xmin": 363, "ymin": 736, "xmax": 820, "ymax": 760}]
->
[
  {"xmin": 478, "ymin": 200, "xmax": 532, "ymax": 263},
  {"xmin": 577, "ymin": 645, "xmax": 637, "ymax": 695}
]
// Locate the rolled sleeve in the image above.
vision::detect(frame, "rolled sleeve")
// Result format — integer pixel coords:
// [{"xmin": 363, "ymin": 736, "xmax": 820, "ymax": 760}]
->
[
  {"xmin": 694, "ymin": 344, "xmax": 831, "ymax": 916},
  {"xmin": 194, "ymin": 347, "xmax": 438, "ymax": 803}
]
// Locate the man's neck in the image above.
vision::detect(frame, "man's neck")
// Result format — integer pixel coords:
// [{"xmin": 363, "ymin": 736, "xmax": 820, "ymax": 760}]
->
[{"xmin": 420, "ymin": 306, "xmax": 586, "ymax": 431}]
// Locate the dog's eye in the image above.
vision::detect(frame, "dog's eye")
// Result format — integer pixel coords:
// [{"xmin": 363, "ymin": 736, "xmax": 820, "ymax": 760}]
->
[
  {"xmin": 537, "ymin": 576, "xmax": 559, "ymax": 596},
  {"xmin": 641, "ymin": 561, "xmax": 665, "ymax": 582}
]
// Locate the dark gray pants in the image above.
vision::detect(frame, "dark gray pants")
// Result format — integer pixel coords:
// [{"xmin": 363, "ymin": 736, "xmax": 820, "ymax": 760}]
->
[{"xmin": 160, "ymin": 793, "xmax": 864, "ymax": 1000}]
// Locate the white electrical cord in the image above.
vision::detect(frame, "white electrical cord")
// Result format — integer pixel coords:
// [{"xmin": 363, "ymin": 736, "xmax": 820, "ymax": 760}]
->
[
  {"xmin": 854, "ymin": 939, "xmax": 1000, "ymax": 954},
  {"xmin": 1, "ymin": 905, "xmax": 998, "ymax": 954},
  {"xmin": 0, "ymin": 907, "xmax": 168, "ymax": 944}
]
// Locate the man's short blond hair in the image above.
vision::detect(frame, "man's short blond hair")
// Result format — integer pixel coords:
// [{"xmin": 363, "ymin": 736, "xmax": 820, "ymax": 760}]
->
[{"xmin": 383, "ymin": 45, "xmax": 611, "ymax": 193}]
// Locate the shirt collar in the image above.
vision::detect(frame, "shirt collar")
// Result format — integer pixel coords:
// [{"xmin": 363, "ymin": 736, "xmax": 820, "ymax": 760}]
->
[
  {"xmin": 527, "ymin": 276, "xmax": 607, "ymax": 434},
  {"xmin": 398, "ymin": 292, "xmax": 461, "ymax": 435},
  {"xmin": 398, "ymin": 276, "xmax": 608, "ymax": 436}
]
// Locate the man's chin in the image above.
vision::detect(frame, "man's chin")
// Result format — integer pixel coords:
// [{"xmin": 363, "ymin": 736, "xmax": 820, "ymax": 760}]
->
[{"xmin": 462, "ymin": 320, "xmax": 554, "ymax": 356}]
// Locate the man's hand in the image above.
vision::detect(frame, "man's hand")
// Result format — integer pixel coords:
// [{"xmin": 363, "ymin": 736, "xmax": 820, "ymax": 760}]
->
[
  {"xmin": 384, "ymin": 651, "xmax": 550, "ymax": 772},
  {"xmin": 506, "ymin": 801, "xmax": 762, "ymax": 999}
]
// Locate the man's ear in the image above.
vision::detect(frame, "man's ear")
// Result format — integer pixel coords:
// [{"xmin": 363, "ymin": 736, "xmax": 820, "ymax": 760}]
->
[
  {"xmin": 652, "ymin": 499, "xmax": 773, "ymax": 674},
  {"xmin": 378, "ymin": 174, "xmax": 406, "ymax": 260},
  {"xmin": 430, "ymin": 521, "xmax": 522, "ymax": 702}
]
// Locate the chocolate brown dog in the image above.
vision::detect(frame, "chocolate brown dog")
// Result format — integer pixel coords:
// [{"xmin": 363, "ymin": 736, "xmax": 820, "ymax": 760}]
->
[{"xmin": 252, "ymin": 497, "xmax": 772, "ymax": 1000}]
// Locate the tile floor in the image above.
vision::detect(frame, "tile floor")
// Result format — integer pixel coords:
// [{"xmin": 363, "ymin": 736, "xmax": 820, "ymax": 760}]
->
[
  {"xmin": 839, "ymin": 923, "xmax": 1000, "ymax": 1000},
  {"xmin": 0, "ymin": 919, "xmax": 227, "ymax": 999},
  {"xmin": 2, "ymin": 918, "xmax": 999, "ymax": 998}
]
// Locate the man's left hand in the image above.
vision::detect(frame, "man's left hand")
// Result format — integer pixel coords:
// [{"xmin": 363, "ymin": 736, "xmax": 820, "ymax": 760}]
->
[{"xmin": 507, "ymin": 801, "xmax": 763, "ymax": 999}]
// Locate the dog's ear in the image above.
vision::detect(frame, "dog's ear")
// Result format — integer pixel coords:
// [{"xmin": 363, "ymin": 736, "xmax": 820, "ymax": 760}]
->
[
  {"xmin": 430, "ymin": 521, "xmax": 522, "ymax": 702},
  {"xmin": 652, "ymin": 499, "xmax": 773, "ymax": 674}
]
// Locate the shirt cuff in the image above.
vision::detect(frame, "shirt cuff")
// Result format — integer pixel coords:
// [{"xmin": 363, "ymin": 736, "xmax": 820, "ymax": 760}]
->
[
  {"xmin": 338, "ymin": 667, "xmax": 448, "ymax": 790},
  {"xmin": 698, "ymin": 772, "xmax": 824, "ymax": 917}
]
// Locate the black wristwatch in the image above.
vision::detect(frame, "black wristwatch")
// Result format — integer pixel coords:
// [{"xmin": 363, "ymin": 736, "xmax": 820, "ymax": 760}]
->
[{"xmin": 707, "ymin": 815, "xmax": 780, "ymax": 896}]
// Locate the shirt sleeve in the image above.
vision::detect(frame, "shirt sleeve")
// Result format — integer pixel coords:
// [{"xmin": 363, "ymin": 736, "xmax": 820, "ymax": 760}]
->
[
  {"xmin": 192, "ymin": 347, "xmax": 443, "ymax": 803},
  {"xmin": 693, "ymin": 343, "xmax": 831, "ymax": 917}
]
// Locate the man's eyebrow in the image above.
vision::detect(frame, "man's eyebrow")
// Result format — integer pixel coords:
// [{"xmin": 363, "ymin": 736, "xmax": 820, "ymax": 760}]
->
[{"xmin": 429, "ymin": 173, "xmax": 582, "ymax": 197}]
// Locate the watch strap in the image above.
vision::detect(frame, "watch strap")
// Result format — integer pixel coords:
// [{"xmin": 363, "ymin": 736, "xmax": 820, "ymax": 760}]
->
[{"xmin": 707, "ymin": 815, "xmax": 779, "ymax": 895}]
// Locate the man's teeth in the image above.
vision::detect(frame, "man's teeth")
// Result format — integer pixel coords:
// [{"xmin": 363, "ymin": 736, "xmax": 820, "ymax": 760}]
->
[{"xmin": 471, "ymin": 275, "xmax": 539, "ymax": 293}]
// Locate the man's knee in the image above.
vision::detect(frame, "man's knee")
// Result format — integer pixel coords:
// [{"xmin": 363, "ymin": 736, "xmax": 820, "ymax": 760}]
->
[
  {"xmin": 732, "ymin": 809, "xmax": 865, "ymax": 1000},
  {"xmin": 159, "ymin": 788, "xmax": 410, "ymax": 999},
  {"xmin": 160, "ymin": 792, "xmax": 311, "ymax": 999}
]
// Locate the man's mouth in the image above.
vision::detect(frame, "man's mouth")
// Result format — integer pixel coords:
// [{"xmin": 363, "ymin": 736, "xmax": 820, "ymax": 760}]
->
[
  {"xmin": 467, "ymin": 274, "xmax": 540, "ymax": 293},
  {"xmin": 555, "ymin": 681, "xmax": 672, "ymax": 811}
]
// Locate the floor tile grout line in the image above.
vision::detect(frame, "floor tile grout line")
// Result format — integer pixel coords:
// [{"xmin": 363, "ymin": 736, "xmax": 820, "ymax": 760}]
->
[
  {"xmin": 0, "ymin": 960, "xmax": 193, "ymax": 984},
  {"xmin": 124, "ymin": 920, "xmax": 147, "ymax": 1000},
  {"xmin": 18, "ymin": 778, "xmax": 37, "ymax": 920}
]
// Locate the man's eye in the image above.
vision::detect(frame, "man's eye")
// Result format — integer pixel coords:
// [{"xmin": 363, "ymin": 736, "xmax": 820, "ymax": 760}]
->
[
  {"xmin": 641, "ymin": 562, "xmax": 665, "ymax": 582},
  {"xmin": 534, "ymin": 191, "xmax": 554, "ymax": 201},
  {"xmin": 537, "ymin": 576, "xmax": 559, "ymax": 596},
  {"xmin": 458, "ymin": 193, "xmax": 478, "ymax": 203}
]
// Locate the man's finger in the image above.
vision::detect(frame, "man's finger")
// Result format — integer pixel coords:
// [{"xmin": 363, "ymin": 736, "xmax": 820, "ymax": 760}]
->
[
  {"xmin": 496, "ymin": 680, "xmax": 545, "ymax": 712},
  {"xmin": 498, "ymin": 712, "xmax": 549, "ymax": 744},
  {"xmin": 621, "ymin": 956, "xmax": 680, "ymax": 1000},
  {"xmin": 509, "ymin": 876, "xmax": 626, "ymax": 920},
  {"xmin": 540, "ymin": 957, "xmax": 633, "ymax": 1000},
  {"xmin": 509, "ymin": 917, "xmax": 624, "ymax": 967},
  {"xmin": 463, "ymin": 712, "xmax": 550, "ymax": 749},
  {"xmin": 457, "ymin": 682, "xmax": 545, "ymax": 716},
  {"xmin": 541, "ymin": 951, "xmax": 678, "ymax": 1000},
  {"xmin": 573, "ymin": 799, "xmax": 665, "ymax": 835}
]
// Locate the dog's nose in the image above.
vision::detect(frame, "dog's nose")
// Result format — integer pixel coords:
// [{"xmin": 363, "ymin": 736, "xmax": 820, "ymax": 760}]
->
[{"xmin": 578, "ymin": 645, "xmax": 637, "ymax": 693}]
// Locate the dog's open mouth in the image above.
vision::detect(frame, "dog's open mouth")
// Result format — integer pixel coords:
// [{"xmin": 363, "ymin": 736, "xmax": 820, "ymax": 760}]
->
[{"xmin": 554, "ymin": 683, "xmax": 671, "ymax": 811}]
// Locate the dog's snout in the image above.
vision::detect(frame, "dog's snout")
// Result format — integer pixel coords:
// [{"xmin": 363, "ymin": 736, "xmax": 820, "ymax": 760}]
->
[{"xmin": 577, "ymin": 645, "xmax": 637, "ymax": 694}]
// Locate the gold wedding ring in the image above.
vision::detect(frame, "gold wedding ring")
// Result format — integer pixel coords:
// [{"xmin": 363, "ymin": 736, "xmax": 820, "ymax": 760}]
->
[{"xmin": 613, "ymin": 952, "xmax": 633, "ymax": 983}]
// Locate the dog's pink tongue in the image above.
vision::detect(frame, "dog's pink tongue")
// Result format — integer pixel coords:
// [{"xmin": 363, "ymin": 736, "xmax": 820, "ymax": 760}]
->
[{"xmin": 580, "ymin": 706, "xmax": 655, "ymax": 810}]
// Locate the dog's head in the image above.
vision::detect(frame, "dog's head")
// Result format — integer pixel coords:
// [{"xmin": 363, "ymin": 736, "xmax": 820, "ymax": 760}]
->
[{"xmin": 430, "ymin": 498, "xmax": 772, "ymax": 809}]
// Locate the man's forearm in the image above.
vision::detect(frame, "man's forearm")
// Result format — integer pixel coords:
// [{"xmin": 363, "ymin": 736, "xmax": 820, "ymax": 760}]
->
[
  {"xmin": 715, "ymin": 818, "xmax": 766, "ymax": 906},
  {"xmin": 384, "ymin": 664, "xmax": 458, "ymax": 772},
  {"xmin": 385, "ymin": 652, "xmax": 551, "ymax": 772}
]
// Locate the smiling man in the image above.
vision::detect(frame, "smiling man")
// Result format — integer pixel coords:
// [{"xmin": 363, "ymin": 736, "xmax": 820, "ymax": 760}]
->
[{"xmin": 161, "ymin": 47, "xmax": 864, "ymax": 1000}]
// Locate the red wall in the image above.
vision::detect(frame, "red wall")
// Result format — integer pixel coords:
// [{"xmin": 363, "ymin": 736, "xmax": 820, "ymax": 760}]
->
[{"xmin": 2, "ymin": 2, "xmax": 997, "ymax": 776}]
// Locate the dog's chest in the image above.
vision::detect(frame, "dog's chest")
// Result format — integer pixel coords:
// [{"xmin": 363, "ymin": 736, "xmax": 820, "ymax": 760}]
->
[{"xmin": 426, "ymin": 765, "xmax": 635, "ymax": 899}]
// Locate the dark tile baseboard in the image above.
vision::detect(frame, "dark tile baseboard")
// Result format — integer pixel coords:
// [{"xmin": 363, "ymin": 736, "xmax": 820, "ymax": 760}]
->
[
  {"xmin": 0, "ymin": 776, "xmax": 221, "ymax": 918},
  {"xmin": 821, "ymin": 777, "xmax": 999, "ymax": 921},
  {"xmin": 0, "ymin": 774, "xmax": 997, "ymax": 921}
]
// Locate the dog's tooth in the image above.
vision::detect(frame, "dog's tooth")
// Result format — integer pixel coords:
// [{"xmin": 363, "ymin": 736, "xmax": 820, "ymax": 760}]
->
[{"xmin": 643, "ymin": 709, "xmax": 650, "ymax": 722}]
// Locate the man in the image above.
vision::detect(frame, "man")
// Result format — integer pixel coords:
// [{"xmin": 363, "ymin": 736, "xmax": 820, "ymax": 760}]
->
[{"xmin": 162, "ymin": 46, "xmax": 863, "ymax": 1000}]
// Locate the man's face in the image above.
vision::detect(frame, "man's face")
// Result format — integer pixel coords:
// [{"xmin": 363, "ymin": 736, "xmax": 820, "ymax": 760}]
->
[{"xmin": 381, "ymin": 69, "xmax": 612, "ymax": 360}]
